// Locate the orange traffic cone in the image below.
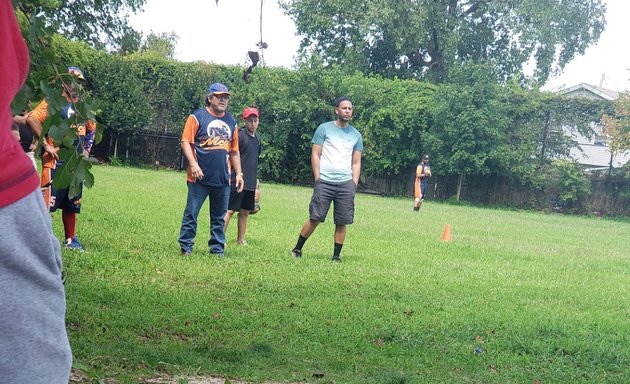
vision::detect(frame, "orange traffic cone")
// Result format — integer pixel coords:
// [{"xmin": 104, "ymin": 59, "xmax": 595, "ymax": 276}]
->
[{"xmin": 441, "ymin": 224, "xmax": 451, "ymax": 242}]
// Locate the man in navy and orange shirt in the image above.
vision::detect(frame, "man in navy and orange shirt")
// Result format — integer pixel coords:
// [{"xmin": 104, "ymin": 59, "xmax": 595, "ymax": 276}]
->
[
  {"xmin": 179, "ymin": 82, "xmax": 244, "ymax": 257},
  {"xmin": 25, "ymin": 66, "xmax": 96, "ymax": 251}
]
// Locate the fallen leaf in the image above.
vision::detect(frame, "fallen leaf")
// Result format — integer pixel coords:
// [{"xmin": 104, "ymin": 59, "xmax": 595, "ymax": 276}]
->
[
  {"xmin": 375, "ymin": 338, "xmax": 385, "ymax": 347},
  {"xmin": 212, "ymin": 313, "xmax": 221, "ymax": 318}
]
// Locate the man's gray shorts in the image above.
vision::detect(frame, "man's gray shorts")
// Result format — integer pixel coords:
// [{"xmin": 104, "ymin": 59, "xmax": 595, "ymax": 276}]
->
[{"xmin": 309, "ymin": 179, "xmax": 356, "ymax": 225}]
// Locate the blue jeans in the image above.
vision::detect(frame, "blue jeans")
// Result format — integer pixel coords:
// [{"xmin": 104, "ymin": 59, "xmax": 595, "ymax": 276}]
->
[
  {"xmin": 179, "ymin": 181, "xmax": 230, "ymax": 254},
  {"xmin": 420, "ymin": 180, "xmax": 429, "ymax": 197}
]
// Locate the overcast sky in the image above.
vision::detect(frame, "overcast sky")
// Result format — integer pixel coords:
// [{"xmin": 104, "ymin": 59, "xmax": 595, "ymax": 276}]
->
[{"xmin": 130, "ymin": 0, "xmax": 630, "ymax": 92}]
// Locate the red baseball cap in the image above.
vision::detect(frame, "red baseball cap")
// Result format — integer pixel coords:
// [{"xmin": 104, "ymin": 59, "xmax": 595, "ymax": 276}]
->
[{"xmin": 242, "ymin": 107, "xmax": 259, "ymax": 119}]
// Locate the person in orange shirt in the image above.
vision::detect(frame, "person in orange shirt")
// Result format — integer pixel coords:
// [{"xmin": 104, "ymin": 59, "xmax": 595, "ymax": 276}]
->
[
  {"xmin": 179, "ymin": 83, "xmax": 244, "ymax": 257},
  {"xmin": 413, "ymin": 154, "xmax": 432, "ymax": 211},
  {"xmin": 26, "ymin": 66, "xmax": 96, "ymax": 251}
]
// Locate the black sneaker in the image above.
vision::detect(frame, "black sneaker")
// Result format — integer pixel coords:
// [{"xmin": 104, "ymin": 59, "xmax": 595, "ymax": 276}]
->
[
  {"xmin": 210, "ymin": 252, "xmax": 225, "ymax": 258},
  {"xmin": 332, "ymin": 256, "xmax": 341, "ymax": 262},
  {"xmin": 181, "ymin": 248, "xmax": 191, "ymax": 257},
  {"xmin": 291, "ymin": 248, "xmax": 302, "ymax": 258},
  {"xmin": 249, "ymin": 203, "xmax": 261, "ymax": 215}
]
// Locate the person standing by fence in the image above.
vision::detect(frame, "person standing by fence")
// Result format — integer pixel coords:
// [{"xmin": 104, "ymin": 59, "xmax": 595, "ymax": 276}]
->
[
  {"xmin": 178, "ymin": 83, "xmax": 244, "ymax": 257},
  {"xmin": 413, "ymin": 154, "xmax": 432, "ymax": 211}
]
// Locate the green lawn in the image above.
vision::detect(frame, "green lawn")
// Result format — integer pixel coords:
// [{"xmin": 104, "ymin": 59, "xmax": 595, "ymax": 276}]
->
[{"xmin": 58, "ymin": 165, "xmax": 630, "ymax": 383}]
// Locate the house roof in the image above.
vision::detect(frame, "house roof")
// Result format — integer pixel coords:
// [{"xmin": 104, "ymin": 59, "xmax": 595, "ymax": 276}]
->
[
  {"xmin": 557, "ymin": 83, "xmax": 619, "ymax": 100},
  {"xmin": 556, "ymin": 83, "xmax": 630, "ymax": 169}
]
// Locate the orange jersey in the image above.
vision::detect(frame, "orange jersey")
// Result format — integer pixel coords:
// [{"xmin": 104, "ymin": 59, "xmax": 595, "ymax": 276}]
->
[
  {"xmin": 30, "ymin": 99, "xmax": 96, "ymax": 169},
  {"xmin": 182, "ymin": 107, "xmax": 239, "ymax": 186}
]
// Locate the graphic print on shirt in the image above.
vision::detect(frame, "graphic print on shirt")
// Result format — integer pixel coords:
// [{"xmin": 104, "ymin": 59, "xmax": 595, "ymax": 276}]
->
[{"xmin": 198, "ymin": 119, "xmax": 233, "ymax": 151}]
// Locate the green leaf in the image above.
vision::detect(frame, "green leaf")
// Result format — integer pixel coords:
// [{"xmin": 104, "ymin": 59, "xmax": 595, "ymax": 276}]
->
[
  {"xmin": 48, "ymin": 120, "xmax": 69, "ymax": 144},
  {"xmin": 52, "ymin": 148, "xmax": 80, "ymax": 190}
]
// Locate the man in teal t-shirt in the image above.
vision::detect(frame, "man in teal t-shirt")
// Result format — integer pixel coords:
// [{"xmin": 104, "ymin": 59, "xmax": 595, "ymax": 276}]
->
[{"xmin": 291, "ymin": 97, "xmax": 363, "ymax": 262}]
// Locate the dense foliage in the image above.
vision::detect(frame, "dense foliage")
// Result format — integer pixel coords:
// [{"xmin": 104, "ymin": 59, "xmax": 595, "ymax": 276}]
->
[
  {"xmin": 12, "ymin": 0, "xmax": 146, "ymax": 196},
  {"xmin": 603, "ymin": 92, "xmax": 630, "ymax": 160},
  {"xmin": 281, "ymin": 0, "xmax": 606, "ymax": 84},
  {"xmin": 14, "ymin": 0, "xmax": 146, "ymax": 50}
]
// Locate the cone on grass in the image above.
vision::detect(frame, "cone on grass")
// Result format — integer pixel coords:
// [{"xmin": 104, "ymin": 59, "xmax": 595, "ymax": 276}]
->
[{"xmin": 441, "ymin": 224, "xmax": 451, "ymax": 242}]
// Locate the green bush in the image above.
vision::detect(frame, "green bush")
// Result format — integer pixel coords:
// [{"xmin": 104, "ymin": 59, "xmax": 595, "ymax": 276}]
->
[{"xmin": 545, "ymin": 160, "xmax": 591, "ymax": 213}]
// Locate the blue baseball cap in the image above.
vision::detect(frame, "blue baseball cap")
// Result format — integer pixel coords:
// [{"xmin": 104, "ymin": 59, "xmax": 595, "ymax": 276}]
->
[
  {"xmin": 207, "ymin": 82, "xmax": 230, "ymax": 96},
  {"xmin": 67, "ymin": 66, "xmax": 85, "ymax": 80}
]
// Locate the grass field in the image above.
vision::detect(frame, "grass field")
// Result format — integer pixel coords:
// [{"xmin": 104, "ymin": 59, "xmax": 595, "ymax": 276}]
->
[{"xmin": 57, "ymin": 165, "xmax": 630, "ymax": 383}]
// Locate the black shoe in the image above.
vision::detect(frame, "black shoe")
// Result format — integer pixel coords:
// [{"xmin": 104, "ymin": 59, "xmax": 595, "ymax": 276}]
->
[
  {"xmin": 210, "ymin": 252, "xmax": 225, "ymax": 258},
  {"xmin": 291, "ymin": 248, "xmax": 302, "ymax": 258},
  {"xmin": 181, "ymin": 248, "xmax": 191, "ymax": 257},
  {"xmin": 413, "ymin": 206, "xmax": 420, "ymax": 211},
  {"xmin": 332, "ymin": 256, "xmax": 341, "ymax": 262}
]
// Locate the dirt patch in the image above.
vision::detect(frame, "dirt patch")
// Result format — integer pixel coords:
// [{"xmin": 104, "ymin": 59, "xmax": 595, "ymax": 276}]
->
[{"xmin": 70, "ymin": 368, "xmax": 307, "ymax": 384}]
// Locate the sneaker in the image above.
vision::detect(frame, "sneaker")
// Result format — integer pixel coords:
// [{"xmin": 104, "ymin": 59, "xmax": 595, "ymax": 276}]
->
[
  {"xmin": 65, "ymin": 237, "xmax": 84, "ymax": 252},
  {"xmin": 249, "ymin": 203, "xmax": 261, "ymax": 215},
  {"xmin": 237, "ymin": 240, "xmax": 248, "ymax": 246},
  {"xmin": 291, "ymin": 248, "xmax": 302, "ymax": 258},
  {"xmin": 210, "ymin": 252, "xmax": 225, "ymax": 258},
  {"xmin": 332, "ymin": 256, "xmax": 341, "ymax": 262},
  {"xmin": 181, "ymin": 248, "xmax": 192, "ymax": 257}
]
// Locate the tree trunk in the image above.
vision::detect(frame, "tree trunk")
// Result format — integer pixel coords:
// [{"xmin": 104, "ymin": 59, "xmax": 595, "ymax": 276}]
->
[
  {"xmin": 113, "ymin": 136, "xmax": 118, "ymax": 158},
  {"xmin": 456, "ymin": 174, "xmax": 464, "ymax": 201},
  {"xmin": 540, "ymin": 111, "xmax": 550, "ymax": 166},
  {"xmin": 608, "ymin": 151, "xmax": 614, "ymax": 176}
]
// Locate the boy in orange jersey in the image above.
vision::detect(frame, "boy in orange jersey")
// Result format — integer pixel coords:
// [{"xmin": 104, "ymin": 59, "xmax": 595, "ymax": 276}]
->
[
  {"xmin": 413, "ymin": 154, "xmax": 431, "ymax": 211},
  {"xmin": 26, "ymin": 66, "xmax": 96, "ymax": 251}
]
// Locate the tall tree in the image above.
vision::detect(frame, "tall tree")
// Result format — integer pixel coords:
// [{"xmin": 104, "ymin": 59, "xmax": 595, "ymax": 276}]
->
[
  {"xmin": 141, "ymin": 31, "xmax": 179, "ymax": 59},
  {"xmin": 602, "ymin": 92, "xmax": 630, "ymax": 173},
  {"xmin": 431, "ymin": 63, "xmax": 511, "ymax": 199},
  {"xmin": 281, "ymin": 0, "xmax": 606, "ymax": 84},
  {"xmin": 14, "ymin": 0, "xmax": 146, "ymax": 50}
]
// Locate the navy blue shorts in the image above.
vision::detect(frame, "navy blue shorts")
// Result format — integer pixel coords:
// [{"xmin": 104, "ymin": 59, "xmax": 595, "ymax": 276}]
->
[{"xmin": 41, "ymin": 167, "xmax": 83, "ymax": 213}]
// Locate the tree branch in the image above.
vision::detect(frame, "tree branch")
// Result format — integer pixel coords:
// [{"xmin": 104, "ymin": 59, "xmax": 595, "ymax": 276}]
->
[{"xmin": 463, "ymin": 0, "xmax": 483, "ymax": 16}]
